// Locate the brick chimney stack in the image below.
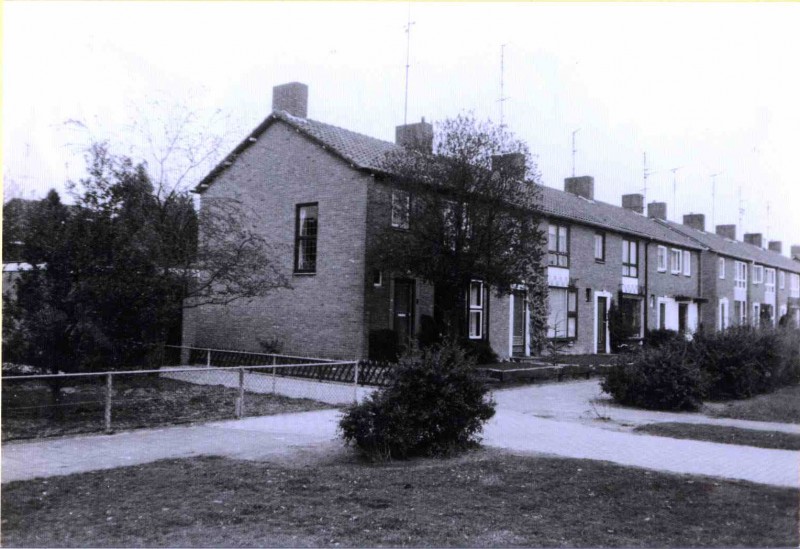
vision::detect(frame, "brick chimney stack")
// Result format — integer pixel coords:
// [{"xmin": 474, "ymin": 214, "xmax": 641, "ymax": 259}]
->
[
  {"xmin": 492, "ymin": 153, "xmax": 527, "ymax": 180},
  {"xmin": 647, "ymin": 202, "xmax": 667, "ymax": 220},
  {"xmin": 791, "ymin": 245, "xmax": 800, "ymax": 260},
  {"xmin": 272, "ymin": 82, "xmax": 309, "ymax": 118},
  {"xmin": 716, "ymin": 224, "xmax": 736, "ymax": 240},
  {"xmin": 744, "ymin": 233, "xmax": 764, "ymax": 248},
  {"xmin": 622, "ymin": 194, "xmax": 644, "ymax": 214},
  {"xmin": 565, "ymin": 176, "xmax": 594, "ymax": 200},
  {"xmin": 683, "ymin": 213, "xmax": 706, "ymax": 232},
  {"xmin": 396, "ymin": 117, "xmax": 433, "ymax": 153},
  {"xmin": 768, "ymin": 241, "xmax": 783, "ymax": 254}
]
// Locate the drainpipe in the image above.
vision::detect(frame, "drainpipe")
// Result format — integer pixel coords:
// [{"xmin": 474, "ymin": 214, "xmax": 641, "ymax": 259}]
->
[{"xmin": 643, "ymin": 239, "xmax": 649, "ymax": 333}]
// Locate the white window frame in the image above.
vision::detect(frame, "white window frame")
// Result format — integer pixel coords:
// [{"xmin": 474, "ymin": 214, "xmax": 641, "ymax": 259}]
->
[
  {"xmin": 734, "ymin": 261, "xmax": 747, "ymax": 289},
  {"xmin": 372, "ymin": 269, "xmax": 383, "ymax": 287},
  {"xmin": 467, "ymin": 280, "xmax": 484, "ymax": 340},
  {"xmin": 670, "ymin": 248, "xmax": 682, "ymax": 274},
  {"xmin": 718, "ymin": 257, "xmax": 725, "ymax": 279},
  {"xmin": 765, "ymin": 268, "xmax": 776, "ymax": 290},
  {"xmin": 753, "ymin": 303, "xmax": 761, "ymax": 326},
  {"xmin": 683, "ymin": 250, "xmax": 691, "ymax": 276},
  {"xmin": 719, "ymin": 298, "xmax": 729, "ymax": 330},
  {"xmin": 779, "ymin": 270, "xmax": 785, "ymax": 290},
  {"xmin": 622, "ymin": 239, "xmax": 638, "ymax": 277},
  {"xmin": 735, "ymin": 299, "xmax": 747, "ymax": 325},
  {"xmin": 657, "ymin": 246, "xmax": 667, "ymax": 272},
  {"xmin": 594, "ymin": 232, "xmax": 605, "ymax": 262},
  {"xmin": 753, "ymin": 265, "xmax": 763, "ymax": 285},
  {"xmin": 791, "ymin": 273, "xmax": 800, "ymax": 298},
  {"xmin": 391, "ymin": 189, "xmax": 410, "ymax": 229}
]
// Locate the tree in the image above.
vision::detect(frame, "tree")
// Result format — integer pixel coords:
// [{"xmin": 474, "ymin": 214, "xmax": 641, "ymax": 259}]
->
[
  {"xmin": 369, "ymin": 114, "xmax": 547, "ymax": 349},
  {"xmin": 3, "ymin": 143, "xmax": 289, "ymax": 373}
]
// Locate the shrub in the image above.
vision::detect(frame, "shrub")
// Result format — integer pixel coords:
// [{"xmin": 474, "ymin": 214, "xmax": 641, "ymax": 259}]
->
[
  {"xmin": 460, "ymin": 338, "xmax": 499, "ymax": 365},
  {"xmin": 695, "ymin": 326, "xmax": 799, "ymax": 400},
  {"xmin": 368, "ymin": 329, "xmax": 400, "ymax": 362},
  {"xmin": 644, "ymin": 329, "xmax": 683, "ymax": 348},
  {"xmin": 339, "ymin": 343, "xmax": 495, "ymax": 460},
  {"xmin": 601, "ymin": 340, "xmax": 705, "ymax": 411}
]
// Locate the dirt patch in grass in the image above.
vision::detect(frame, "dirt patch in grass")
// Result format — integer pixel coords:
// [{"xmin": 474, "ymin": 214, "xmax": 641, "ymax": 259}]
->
[
  {"xmin": 634, "ymin": 422, "xmax": 800, "ymax": 450},
  {"xmin": 1, "ymin": 376, "xmax": 332, "ymax": 441},
  {"xmin": 704, "ymin": 383, "xmax": 800, "ymax": 424},
  {"xmin": 2, "ymin": 450, "xmax": 797, "ymax": 547}
]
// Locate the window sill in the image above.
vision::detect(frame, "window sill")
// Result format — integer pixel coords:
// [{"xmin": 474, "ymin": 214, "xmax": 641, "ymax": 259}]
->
[
  {"xmin": 595, "ymin": 259, "xmax": 605, "ymax": 264},
  {"xmin": 293, "ymin": 272, "xmax": 316, "ymax": 277}
]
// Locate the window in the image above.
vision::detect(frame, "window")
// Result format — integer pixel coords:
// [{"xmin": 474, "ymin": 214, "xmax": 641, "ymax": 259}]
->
[
  {"xmin": 735, "ymin": 261, "xmax": 747, "ymax": 289},
  {"xmin": 734, "ymin": 300, "xmax": 747, "ymax": 325},
  {"xmin": 467, "ymin": 280, "xmax": 484, "ymax": 339},
  {"xmin": 791, "ymin": 273, "xmax": 800, "ymax": 298},
  {"xmin": 753, "ymin": 265, "xmax": 763, "ymax": 284},
  {"xmin": 657, "ymin": 246, "xmax": 667, "ymax": 272},
  {"xmin": 659, "ymin": 302, "xmax": 666, "ymax": 330},
  {"xmin": 372, "ymin": 269, "xmax": 382, "ymax": 287},
  {"xmin": 548, "ymin": 224, "xmax": 569, "ymax": 267},
  {"xmin": 547, "ymin": 287, "xmax": 577, "ymax": 339},
  {"xmin": 753, "ymin": 303, "xmax": 760, "ymax": 326},
  {"xmin": 619, "ymin": 297, "xmax": 643, "ymax": 338},
  {"xmin": 622, "ymin": 239, "xmax": 638, "ymax": 277},
  {"xmin": 594, "ymin": 232, "xmax": 606, "ymax": 262},
  {"xmin": 683, "ymin": 251, "xmax": 691, "ymax": 276},
  {"xmin": 294, "ymin": 203, "xmax": 318, "ymax": 274},
  {"xmin": 670, "ymin": 248, "xmax": 682, "ymax": 274},
  {"xmin": 718, "ymin": 257, "xmax": 726, "ymax": 279},
  {"xmin": 391, "ymin": 190, "xmax": 410, "ymax": 229},
  {"xmin": 779, "ymin": 271, "xmax": 785, "ymax": 290},
  {"xmin": 765, "ymin": 268, "xmax": 775, "ymax": 289},
  {"xmin": 719, "ymin": 300, "xmax": 728, "ymax": 330}
]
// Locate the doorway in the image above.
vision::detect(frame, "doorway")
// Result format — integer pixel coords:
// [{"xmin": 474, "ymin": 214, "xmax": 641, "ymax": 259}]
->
[
  {"xmin": 511, "ymin": 290, "xmax": 527, "ymax": 356},
  {"xmin": 596, "ymin": 295, "xmax": 608, "ymax": 354},
  {"xmin": 393, "ymin": 279, "xmax": 415, "ymax": 347}
]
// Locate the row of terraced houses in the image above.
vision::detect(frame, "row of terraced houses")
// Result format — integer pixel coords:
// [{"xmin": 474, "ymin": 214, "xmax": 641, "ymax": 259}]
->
[{"xmin": 182, "ymin": 82, "xmax": 800, "ymax": 360}]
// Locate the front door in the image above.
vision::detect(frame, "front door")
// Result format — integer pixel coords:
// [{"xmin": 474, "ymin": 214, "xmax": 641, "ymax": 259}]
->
[
  {"xmin": 678, "ymin": 303, "xmax": 688, "ymax": 334},
  {"xmin": 393, "ymin": 279, "xmax": 415, "ymax": 348},
  {"xmin": 596, "ymin": 296, "xmax": 608, "ymax": 354},
  {"xmin": 512, "ymin": 290, "xmax": 527, "ymax": 356}
]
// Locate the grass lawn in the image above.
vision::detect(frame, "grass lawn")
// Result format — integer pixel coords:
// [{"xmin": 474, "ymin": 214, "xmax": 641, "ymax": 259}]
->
[
  {"xmin": 704, "ymin": 383, "xmax": 800, "ymax": 424},
  {"xmin": 1, "ymin": 376, "xmax": 331, "ymax": 441},
  {"xmin": 2, "ymin": 451, "xmax": 797, "ymax": 547},
  {"xmin": 634, "ymin": 422, "xmax": 800, "ymax": 451}
]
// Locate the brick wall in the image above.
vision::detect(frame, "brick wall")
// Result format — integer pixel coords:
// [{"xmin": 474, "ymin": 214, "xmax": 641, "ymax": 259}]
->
[{"xmin": 183, "ymin": 121, "xmax": 370, "ymax": 359}]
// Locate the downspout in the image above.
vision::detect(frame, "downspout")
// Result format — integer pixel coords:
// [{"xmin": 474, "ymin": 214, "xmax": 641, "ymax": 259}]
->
[{"xmin": 643, "ymin": 239, "xmax": 649, "ymax": 334}]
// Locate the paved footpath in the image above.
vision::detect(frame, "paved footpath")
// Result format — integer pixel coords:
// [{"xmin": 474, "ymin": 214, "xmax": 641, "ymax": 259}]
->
[{"xmin": 3, "ymin": 381, "xmax": 799, "ymax": 488}]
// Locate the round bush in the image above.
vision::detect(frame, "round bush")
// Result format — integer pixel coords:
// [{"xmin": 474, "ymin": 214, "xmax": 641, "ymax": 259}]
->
[
  {"xmin": 339, "ymin": 343, "xmax": 496, "ymax": 460},
  {"xmin": 601, "ymin": 341, "xmax": 705, "ymax": 411}
]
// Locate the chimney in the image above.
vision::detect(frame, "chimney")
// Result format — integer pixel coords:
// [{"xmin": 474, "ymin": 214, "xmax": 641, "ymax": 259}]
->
[
  {"xmin": 492, "ymin": 153, "xmax": 526, "ymax": 180},
  {"xmin": 744, "ymin": 233, "xmax": 763, "ymax": 248},
  {"xmin": 647, "ymin": 201, "xmax": 667, "ymax": 221},
  {"xmin": 395, "ymin": 117, "xmax": 433, "ymax": 153},
  {"xmin": 272, "ymin": 82, "xmax": 308, "ymax": 118},
  {"xmin": 564, "ymin": 176, "xmax": 594, "ymax": 200},
  {"xmin": 716, "ymin": 224, "xmax": 736, "ymax": 240},
  {"xmin": 791, "ymin": 245, "xmax": 800, "ymax": 260},
  {"xmin": 768, "ymin": 241, "xmax": 783, "ymax": 254},
  {"xmin": 622, "ymin": 193, "xmax": 644, "ymax": 214},
  {"xmin": 683, "ymin": 213, "xmax": 706, "ymax": 232}
]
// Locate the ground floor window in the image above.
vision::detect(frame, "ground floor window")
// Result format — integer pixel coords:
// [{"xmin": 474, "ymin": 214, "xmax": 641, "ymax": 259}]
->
[
  {"xmin": 547, "ymin": 287, "xmax": 577, "ymax": 339},
  {"xmin": 734, "ymin": 300, "xmax": 747, "ymax": 325},
  {"xmin": 467, "ymin": 280, "xmax": 485, "ymax": 339},
  {"xmin": 719, "ymin": 299, "xmax": 728, "ymax": 330},
  {"xmin": 618, "ymin": 296, "xmax": 643, "ymax": 338}
]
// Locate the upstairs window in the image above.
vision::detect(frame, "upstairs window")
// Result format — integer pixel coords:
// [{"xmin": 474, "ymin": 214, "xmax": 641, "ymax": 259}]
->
[
  {"xmin": 548, "ymin": 224, "xmax": 569, "ymax": 267},
  {"xmin": 753, "ymin": 265, "xmax": 764, "ymax": 285},
  {"xmin": 467, "ymin": 280, "xmax": 485, "ymax": 339},
  {"xmin": 657, "ymin": 246, "xmax": 667, "ymax": 272},
  {"xmin": 735, "ymin": 261, "xmax": 747, "ymax": 289},
  {"xmin": 622, "ymin": 239, "xmax": 638, "ymax": 277},
  {"xmin": 594, "ymin": 232, "xmax": 606, "ymax": 262},
  {"xmin": 779, "ymin": 270, "xmax": 785, "ymax": 290},
  {"xmin": 391, "ymin": 190, "xmax": 410, "ymax": 229},
  {"xmin": 765, "ymin": 268, "xmax": 776, "ymax": 289},
  {"xmin": 683, "ymin": 250, "xmax": 691, "ymax": 276},
  {"xmin": 791, "ymin": 273, "xmax": 800, "ymax": 298},
  {"xmin": 294, "ymin": 203, "xmax": 318, "ymax": 274},
  {"xmin": 670, "ymin": 248, "xmax": 682, "ymax": 274},
  {"xmin": 718, "ymin": 257, "xmax": 726, "ymax": 279}
]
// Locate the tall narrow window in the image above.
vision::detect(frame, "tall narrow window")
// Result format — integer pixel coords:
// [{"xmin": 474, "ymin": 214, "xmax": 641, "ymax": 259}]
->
[
  {"xmin": 548, "ymin": 224, "xmax": 569, "ymax": 267},
  {"xmin": 683, "ymin": 250, "xmax": 691, "ymax": 276},
  {"xmin": 765, "ymin": 268, "xmax": 776, "ymax": 290},
  {"xmin": 622, "ymin": 239, "xmax": 638, "ymax": 277},
  {"xmin": 735, "ymin": 261, "xmax": 747, "ymax": 289},
  {"xmin": 657, "ymin": 246, "xmax": 667, "ymax": 272},
  {"xmin": 391, "ymin": 190, "xmax": 410, "ymax": 229},
  {"xmin": 718, "ymin": 257, "xmax": 725, "ymax": 279},
  {"xmin": 294, "ymin": 203, "xmax": 318, "ymax": 274},
  {"xmin": 779, "ymin": 270, "xmax": 785, "ymax": 290},
  {"xmin": 753, "ymin": 265, "xmax": 764, "ymax": 284},
  {"xmin": 467, "ymin": 280, "xmax": 485, "ymax": 339},
  {"xmin": 547, "ymin": 287, "xmax": 577, "ymax": 339},
  {"xmin": 670, "ymin": 248, "xmax": 682, "ymax": 274},
  {"xmin": 594, "ymin": 232, "xmax": 605, "ymax": 262}
]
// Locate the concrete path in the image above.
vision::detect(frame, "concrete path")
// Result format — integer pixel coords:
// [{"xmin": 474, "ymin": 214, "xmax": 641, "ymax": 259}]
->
[{"xmin": 3, "ymin": 380, "xmax": 799, "ymax": 488}]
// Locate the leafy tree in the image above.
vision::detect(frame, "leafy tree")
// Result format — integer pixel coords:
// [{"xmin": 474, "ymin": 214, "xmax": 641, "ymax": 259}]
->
[
  {"xmin": 3, "ymin": 143, "xmax": 289, "ymax": 373},
  {"xmin": 369, "ymin": 114, "xmax": 546, "ymax": 348}
]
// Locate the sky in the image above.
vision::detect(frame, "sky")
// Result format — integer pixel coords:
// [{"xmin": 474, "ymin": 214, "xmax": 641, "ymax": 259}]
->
[{"xmin": 4, "ymin": 1, "xmax": 800, "ymax": 253}]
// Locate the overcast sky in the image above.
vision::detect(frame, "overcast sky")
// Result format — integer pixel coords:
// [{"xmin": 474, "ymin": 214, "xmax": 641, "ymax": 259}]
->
[{"xmin": 4, "ymin": 1, "xmax": 800, "ymax": 252}]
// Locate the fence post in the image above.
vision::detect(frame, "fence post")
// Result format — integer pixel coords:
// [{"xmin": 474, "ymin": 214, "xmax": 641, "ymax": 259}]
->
[
  {"xmin": 237, "ymin": 368, "xmax": 245, "ymax": 419},
  {"xmin": 353, "ymin": 361, "xmax": 359, "ymax": 404},
  {"xmin": 104, "ymin": 373, "xmax": 113, "ymax": 434}
]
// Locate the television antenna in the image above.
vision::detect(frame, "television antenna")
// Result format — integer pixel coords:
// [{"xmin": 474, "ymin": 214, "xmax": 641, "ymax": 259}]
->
[
  {"xmin": 499, "ymin": 44, "xmax": 509, "ymax": 127},
  {"xmin": 571, "ymin": 129, "xmax": 581, "ymax": 177},
  {"xmin": 403, "ymin": 4, "xmax": 415, "ymax": 126},
  {"xmin": 670, "ymin": 166, "xmax": 683, "ymax": 221},
  {"xmin": 710, "ymin": 172, "xmax": 723, "ymax": 228},
  {"xmin": 738, "ymin": 185, "xmax": 745, "ymax": 234}
]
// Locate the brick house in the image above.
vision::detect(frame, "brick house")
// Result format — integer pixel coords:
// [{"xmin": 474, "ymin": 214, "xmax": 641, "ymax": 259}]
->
[{"xmin": 183, "ymin": 82, "xmax": 800, "ymax": 360}]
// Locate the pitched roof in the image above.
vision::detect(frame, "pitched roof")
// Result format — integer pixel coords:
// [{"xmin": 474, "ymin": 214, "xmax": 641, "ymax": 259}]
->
[
  {"xmin": 661, "ymin": 220, "xmax": 800, "ymax": 273},
  {"xmin": 195, "ymin": 110, "xmax": 399, "ymax": 192},
  {"xmin": 538, "ymin": 185, "xmax": 703, "ymax": 249}
]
